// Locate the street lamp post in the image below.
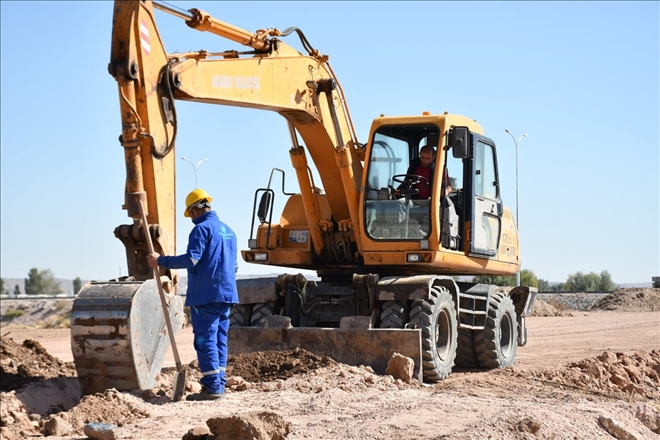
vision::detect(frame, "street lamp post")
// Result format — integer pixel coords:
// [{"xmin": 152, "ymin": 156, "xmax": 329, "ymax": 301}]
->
[
  {"xmin": 181, "ymin": 156, "xmax": 208, "ymax": 188},
  {"xmin": 505, "ymin": 129, "xmax": 527, "ymax": 286}
]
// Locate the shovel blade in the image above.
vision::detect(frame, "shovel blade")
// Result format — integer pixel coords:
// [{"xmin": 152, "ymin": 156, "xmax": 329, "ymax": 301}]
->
[{"xmin": 172, "ymin": 370, "xmax": 186, "ymax": 402}]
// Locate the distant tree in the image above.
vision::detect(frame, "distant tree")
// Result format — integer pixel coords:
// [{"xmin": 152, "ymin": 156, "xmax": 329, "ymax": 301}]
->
[
  {"xmin": 537, "ymin": 278, "xmax": 551, "ymax": 292},
  {"xmin": 24, "ymin": 268, "xmax": 63, "ymax": 296},
  {"xmin": 73, "ymin": 277, "xmax": 83, "ymax": 295},
  {"xmin": 552, "ymin": 282, "xmax": 566, "ymax": 292},
  {"xmin": 25, "ymin": 268, "xmax": 41, "ymax": 295},
  {"xmin": 0, "ymin": 278, "xmax": 8, "ymax": 296},
  {"xmin": 598, "ymin": 270, "xmax": 617, "ymax": 292},
  {"xmin": 565, "ymin": 271, "xmax": 603, "ymax": 292},
  {"xmin": 13, "ymin": 285, "xmax": 21, "ymax": 296},
  {"xmin": 519, "ymin": 270, "xmax": 538, "ymax": 288}
]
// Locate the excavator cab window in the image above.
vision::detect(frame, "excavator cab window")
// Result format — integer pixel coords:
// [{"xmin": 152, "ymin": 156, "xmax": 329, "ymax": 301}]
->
[{"xmin": 364, "ymin": 124, "xmax": 440, "ymax": 241}]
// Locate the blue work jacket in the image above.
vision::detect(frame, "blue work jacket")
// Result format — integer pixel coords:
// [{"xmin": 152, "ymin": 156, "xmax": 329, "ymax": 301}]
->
[{"xmin": 158, "ymin": 210, "xmax": 239, "ymax": 307}]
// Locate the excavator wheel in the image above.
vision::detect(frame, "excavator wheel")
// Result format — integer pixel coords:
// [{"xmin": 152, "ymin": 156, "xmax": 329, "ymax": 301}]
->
[
  {"xmin": 408, "ymin": 286, "xmax": 458, "ymax": 381},
  {"xmin": 474, "ymin": 293, "xmax": 518, "ymax": 368},
  {"xmin": 455, "ymin": 328, "xmax": 479, "ymax": 369},
  {"xmin": 229, "ymin": 304, "xmax": 252, "ymax": 326},
  {"xmin": 379, "ymin": 300, "xmax": 407, "ymax": 328},
  {"xmin": 250, "ymin": 300, "xmax": 279, "ymax": 326}
]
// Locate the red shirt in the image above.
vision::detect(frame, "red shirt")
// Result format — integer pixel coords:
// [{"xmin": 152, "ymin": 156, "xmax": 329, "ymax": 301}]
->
[{"xmin": 412, "ymin": 164, "xmax": 433, "ymax": 199}]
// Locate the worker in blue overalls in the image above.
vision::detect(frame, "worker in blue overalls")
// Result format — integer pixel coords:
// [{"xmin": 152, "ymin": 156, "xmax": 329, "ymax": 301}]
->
[{"xmin": 148, "ymin": 188, "xmax": 238, "ymax": 401}]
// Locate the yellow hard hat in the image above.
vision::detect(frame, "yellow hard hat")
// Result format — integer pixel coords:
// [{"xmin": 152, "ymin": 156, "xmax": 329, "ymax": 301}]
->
[{"xmin": 184, "ymin": 188, "xmax": 213, "ymax": 217}]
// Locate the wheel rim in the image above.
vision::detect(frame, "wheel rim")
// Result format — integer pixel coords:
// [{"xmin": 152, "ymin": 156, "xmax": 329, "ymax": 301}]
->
[
  {"xmin": 435, "ymin": 308, "xmax": 452, "ymax": 360},
  {"xmin": 500, "ymin": 312, "xmax": 514, "ymax": 359}
]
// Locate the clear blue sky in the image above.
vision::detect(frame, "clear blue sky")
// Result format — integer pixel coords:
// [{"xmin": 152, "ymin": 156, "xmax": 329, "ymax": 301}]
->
[{"xmin": 1, "ymin": 1, "xmax": 658, "ymax": 284}]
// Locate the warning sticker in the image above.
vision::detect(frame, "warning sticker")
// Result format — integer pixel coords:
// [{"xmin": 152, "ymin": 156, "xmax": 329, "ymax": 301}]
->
[{"xmin": 140, "ymin": 21, "xmax": 150, "ymax": 56}]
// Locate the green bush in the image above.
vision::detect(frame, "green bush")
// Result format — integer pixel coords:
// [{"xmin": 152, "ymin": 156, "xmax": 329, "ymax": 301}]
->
[{"xmin": 3, "ymin": 309, "xmax": 25, "ymax": 320}]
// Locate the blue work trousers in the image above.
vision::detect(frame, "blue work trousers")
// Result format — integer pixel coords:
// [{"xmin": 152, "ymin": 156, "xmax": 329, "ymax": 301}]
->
[{"xmin": 190, "ymin": 302, "xmax": 232, "ymax": 393}]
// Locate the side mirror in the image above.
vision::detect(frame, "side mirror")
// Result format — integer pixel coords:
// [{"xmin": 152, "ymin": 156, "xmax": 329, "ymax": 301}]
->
[
  {"xmin": 448, "ymin": 127, "xmax": 470, "ymax": 159},
  {"xmin": 257, "ymin": 191, "xmax": 272, "ymax": 223}
]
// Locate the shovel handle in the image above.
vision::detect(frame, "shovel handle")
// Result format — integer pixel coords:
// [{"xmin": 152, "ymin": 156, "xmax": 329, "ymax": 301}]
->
[{"xmin": 138, "ymin": 200, "xmax": 183, "ymax": 370}]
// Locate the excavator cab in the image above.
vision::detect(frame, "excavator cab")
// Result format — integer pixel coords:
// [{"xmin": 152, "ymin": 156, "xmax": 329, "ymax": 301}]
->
[{"xmin": 361, "ymin": 116, "xmax": 505, "ymax": 263}]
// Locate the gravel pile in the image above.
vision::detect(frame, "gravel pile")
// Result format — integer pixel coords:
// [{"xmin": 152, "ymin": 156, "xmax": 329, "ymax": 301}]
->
[
  {"xmin": 536, "ymin": 288, "xmax": 660, "ymax": 312},
  {"xmin": 537, "ymin": 293, "xmax": 609, "ymax": 311}
]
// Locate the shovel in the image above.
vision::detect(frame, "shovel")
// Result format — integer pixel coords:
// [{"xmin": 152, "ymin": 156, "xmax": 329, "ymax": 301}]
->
[{"xmin": 138, "ymin": 200, "xmax": 186, "ymax": 402}]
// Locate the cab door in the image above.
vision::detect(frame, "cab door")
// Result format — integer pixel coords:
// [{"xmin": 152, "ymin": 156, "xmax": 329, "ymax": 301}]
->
[{"xmin": 466, "ymin": 135, "xmax": 502, "ymax": 257}]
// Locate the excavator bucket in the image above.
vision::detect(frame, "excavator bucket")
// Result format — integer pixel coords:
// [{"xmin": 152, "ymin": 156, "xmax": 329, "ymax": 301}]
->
[
  {"xmin": 228, "ymin": 316, "xmax": 423, "ymax": 382},
  {"xmin": 71, "ymin": 279, "xmax": 185, "ymax": 395}
]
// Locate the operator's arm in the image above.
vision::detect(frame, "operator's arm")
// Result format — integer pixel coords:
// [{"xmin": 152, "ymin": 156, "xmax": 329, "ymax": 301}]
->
[
  {"xmin": 147, "ymin": 226, "xmax": 208, "ymax": 269},
  {"xmin": 394, "ymin": 162, "xmax": 417, "ymax": 196},
  {"xmin": 398, "ymin": 163, "xmax": 414, "ymax": 190}
]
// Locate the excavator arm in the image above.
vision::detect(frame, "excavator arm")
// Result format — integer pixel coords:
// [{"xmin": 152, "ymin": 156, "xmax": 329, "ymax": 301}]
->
[
  {"xmin": 108, "ymin": 0, "xmax": 177, "ymax": 283},
  {"xmin": 109, "ymin": 0, "xmax": 364, "ymax": 268}
]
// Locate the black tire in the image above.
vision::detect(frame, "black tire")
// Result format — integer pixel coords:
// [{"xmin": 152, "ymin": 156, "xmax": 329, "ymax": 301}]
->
[
  {"xmin": 455, "ymin": 328, "xmax": 479, "ymax": 369},
  {"xmin": 250, "ymin": 300, "xmax": 278, "ymax": 326},
  {"xmin": 408, "ymin": 286, "xmax": 458, "ymax": 381},
  {"xmin": 379, "ymin": 300, "xmax": 406, "ymax": 328},
  {"xmin": 474, "ymin": 293, "xmax": 518, "ymax": 369},
  {"xmin": 229, "ymin": 304, "xmax": 252, "ymax": 327}
]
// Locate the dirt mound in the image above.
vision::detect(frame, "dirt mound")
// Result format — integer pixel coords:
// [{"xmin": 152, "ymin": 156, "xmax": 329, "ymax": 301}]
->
[
  {"xmin": 0, "ymin": 336, "xmax": 76, "ymax": 392},
  {"xmin": 207, "ymin": 411, "xmax": 291, "ymax": 440},
  {"xmin": 227, "ymin": 348, "xmax": 337, "ymax": 383},
  {"xmin": 530, "ymin": 298, "xmax": 570, "ymax": 316},
  {"xmin": 156, "ymin": 348, "xmax": 339, "ymax": 387},
  {"xmin": 590, "ymin": 288, "xmax": 660, "ymax": 312},
  {"xmin": 529, "ymin": 350, "xmax": 660, "ymax": 401},
  {"xmin": 66, "ymin": 388, "xmax": 151, "ymax": 429},
  {"xmin": 1, "ymin": 387, "xmax": 151, "ymax": 440},
  {"xmin": 1, "ymin": 335, "xmax": 151, "ymax": 440},
  {"xmin": 223, "ymin": 347, "xmax": 427, "ymax": 395},
  {"xmin": 155, "ymin": 348, "xmax": 421, "ymax": 397}
]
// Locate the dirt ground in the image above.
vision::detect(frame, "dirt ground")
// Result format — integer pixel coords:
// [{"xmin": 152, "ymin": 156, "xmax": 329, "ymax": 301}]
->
[{"xmin": 1, "ymin": 288, "xmax": 659, "ymax": 440}]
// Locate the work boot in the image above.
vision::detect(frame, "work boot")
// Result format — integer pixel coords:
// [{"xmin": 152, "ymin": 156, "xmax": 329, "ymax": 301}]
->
[{"xmin": 185, "ymin": 389, "xmax": 225, "ymax": 401}]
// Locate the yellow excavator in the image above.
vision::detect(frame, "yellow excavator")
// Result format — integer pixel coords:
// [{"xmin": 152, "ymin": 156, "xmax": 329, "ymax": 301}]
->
[{"xmin": 71, "ymin": 0, "xmax": 536, "ymax": 393}]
